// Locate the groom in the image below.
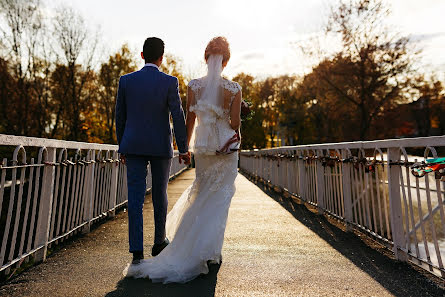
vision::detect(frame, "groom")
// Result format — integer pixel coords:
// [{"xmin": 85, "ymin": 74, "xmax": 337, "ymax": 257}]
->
[{"xmin": 115, "ymin": 37, "xmax": 191, "ymax": 264}]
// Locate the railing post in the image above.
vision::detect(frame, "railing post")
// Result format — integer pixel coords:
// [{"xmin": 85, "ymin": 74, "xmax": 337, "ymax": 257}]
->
[
  {"xmin": 108, "ymin": 151, "xmax": 119, "ymax": 217},
  {"xmin": 252, "ymin": 154, "xmax": 256, "ymax": 176},
  {"xmin": 288, "ymin": 152, "xmax": 294, "ymax": 194},
  {"xmin": 82, "ymin": 150, "xmax": 95, "ymax": 234},
  {"xmin": 259, "ymin": 154, "xmax": 262, "ymax": 178},
  {"xmin": 298, "ymin": 151, "xmax": 306, "ymax": 200},
  {"xmin": 316, "ymin": 149, "xmax": 325, "ymax": 214},
  {"xmin": 277, "ymin": 151, "xmax": 283, "ymax": 191},
  {"xmin": 34, "ymin": 147, "xmax": 56, "ymax": 263},
  {"xmin": 341, "ymin": 149, "xmax": 353, "ymax": 231},
  {"xmin": 387, "ymin": 147, "xmax": 407, "ymax": 261}
]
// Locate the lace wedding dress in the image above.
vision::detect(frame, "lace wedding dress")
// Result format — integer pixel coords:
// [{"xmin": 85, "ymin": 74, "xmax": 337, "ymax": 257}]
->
[{"xmin": 123, "ymin": 55, "xmax": 241, "ymax": 284}]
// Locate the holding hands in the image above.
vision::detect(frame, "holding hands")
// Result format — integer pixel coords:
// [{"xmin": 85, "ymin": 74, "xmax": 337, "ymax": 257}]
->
[
  {"xmin": 179, "ymin": 152, "xmax": 191, "ymax": 165},
  {"xmin": 120, "ymin": 154, "xmax": 127, "ymax": 165}
]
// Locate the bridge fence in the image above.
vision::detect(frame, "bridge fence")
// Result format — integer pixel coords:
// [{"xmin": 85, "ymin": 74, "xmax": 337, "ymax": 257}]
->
[
  {"xmin": 240, "ymin": 136, "xmax": 445, "ymax": 278},
  {"xmin": 0, "ymin": 134, "xmax": 188, "ymax": 275}
]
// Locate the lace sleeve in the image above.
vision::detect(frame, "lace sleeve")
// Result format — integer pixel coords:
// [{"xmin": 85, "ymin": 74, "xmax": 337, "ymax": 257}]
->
[
  {"xmin": 187, "ymin": 80, "xmax": 197, "ymax": 111},
  {"xmin": 222, "ymin": 79, "xmax": 241, "ymax": 95},
  {"xmin": 233, "ymin": 82, "xmax": 241, "ymax": 98},
  {"xmin": 234, "ymin": 82, "xmax": 241, "ymax": 93},
  {"xmin": 188, "ymin": 79, "xmax": 201, "ymax": 93},
  {"xmin": 227, "ymin": 81, "xmax": 241, "ymax": 106}
]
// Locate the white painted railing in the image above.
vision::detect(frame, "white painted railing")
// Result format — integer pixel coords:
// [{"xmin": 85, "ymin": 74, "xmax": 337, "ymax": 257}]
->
[
  {"xmin": 240, "ymin": 136, "xmax": 445, "ymax": 278},
  {"xmin": 0, "ymin": 134, "xmax": 188, "ymax": 275}
]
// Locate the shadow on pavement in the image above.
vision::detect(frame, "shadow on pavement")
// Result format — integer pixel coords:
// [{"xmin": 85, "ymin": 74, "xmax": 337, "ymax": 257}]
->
[
  {"xmin": 104, "ymin": 263, "xmax": 220, "ymax": 297},
  {"xmin": 242, "ymin": 173, "xmax": 444, "ymax": 297}
]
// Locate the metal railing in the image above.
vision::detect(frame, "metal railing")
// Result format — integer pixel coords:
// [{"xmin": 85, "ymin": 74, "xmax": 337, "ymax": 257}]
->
[
  {"xmin": 0, "ymin": 134, "xmax": 188, "ymax": 275},
  {"xmin": 239, "ymin": 136, "xmax": 445, "ymax": 278}
]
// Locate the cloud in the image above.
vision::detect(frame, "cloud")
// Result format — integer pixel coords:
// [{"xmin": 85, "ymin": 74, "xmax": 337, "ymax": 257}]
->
[
  {"xmin": 410, "ymin": 32, "xmax": 445, "ymax": 42},
  {"xmin": 240, "ymin": 52, "xmax": 265, "ymax": 60}
]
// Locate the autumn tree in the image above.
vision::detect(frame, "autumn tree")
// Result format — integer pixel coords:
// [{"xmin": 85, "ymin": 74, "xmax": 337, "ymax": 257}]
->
[
  {"xmin": 51, "ymin": 5, "xmax": 99, "ymax": 141},
  {"xmin": 277, "ymin": 74, "xmax": 323, "ymax": 145},
  {"xmin": 97, "ymin": 44, "xmax": 137, "ymax": 143},
  {"xmin": 160, "ymin": 54, "xmax": 188, "ymax": 110},
  {"xmin": 310, "ymin": 0, "xmax": 417, "ymax": 140},
  {"xmin": 0, "ymin": 0, "xmax": 49, "ymax": 136},
  {"xmin": 254, "ymin": 75, "xmax": 306, "ymax": 146},
  {"xmin": 0, "ymin": 58, "xmax": 18, "ymax": 133},
  {"xmin": 256, "ymin": 78, "xmax": 279, "ymax": 146},
  {"xmin": 232, "ymin": 73, "xmax": 266, "ymax": 149},
  {"xmin": 412, "ymin": 76, "xmax": 445, "ymax": 136}
]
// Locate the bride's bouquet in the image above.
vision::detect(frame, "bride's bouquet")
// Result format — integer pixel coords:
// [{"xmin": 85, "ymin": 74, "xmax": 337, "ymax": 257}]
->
[{"xmin": 241, "ymin": 99, "xmax": 252, "ymax": 120}]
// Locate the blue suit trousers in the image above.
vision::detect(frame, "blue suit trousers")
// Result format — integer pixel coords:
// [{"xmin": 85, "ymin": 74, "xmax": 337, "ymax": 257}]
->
[{"xmin": 126, "ymin": 155, "xmax": 171, "ymax": 252}]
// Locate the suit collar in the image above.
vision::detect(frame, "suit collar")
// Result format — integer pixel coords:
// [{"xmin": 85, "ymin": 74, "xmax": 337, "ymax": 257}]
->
[{"xmin": 142, "ymin": 63, "xmax": 160, "ymax": 72}]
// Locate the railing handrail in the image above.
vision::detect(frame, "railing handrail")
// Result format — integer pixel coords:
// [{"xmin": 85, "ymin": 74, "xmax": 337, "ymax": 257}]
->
[
  {"xmin": 244, "ymin": 136, "xmax": 445, "ymax": 152},
  {"xmin": 0, "ymin": 134, "xmax": 118, "ymax": 151}
]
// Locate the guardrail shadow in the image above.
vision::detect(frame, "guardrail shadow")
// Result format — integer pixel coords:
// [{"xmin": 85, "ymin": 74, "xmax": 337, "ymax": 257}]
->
[
  {"xmin": 104, "ymin": 263, "xmax": 220, "ymax": 297},
  {"xmin": 241, "ymin": 173, "xmax": 444, "ymax": 297}
]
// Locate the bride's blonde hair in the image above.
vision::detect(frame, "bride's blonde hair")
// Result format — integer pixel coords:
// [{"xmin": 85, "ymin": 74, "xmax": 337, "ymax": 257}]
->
[{"xmin": 205, "ymin": 37, "xmax": 230, "ymax": 64}]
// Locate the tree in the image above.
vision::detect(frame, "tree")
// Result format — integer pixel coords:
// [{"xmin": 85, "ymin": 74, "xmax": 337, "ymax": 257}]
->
[
  {"xmin": 413, "ymin": 76, "xmax": 445, "ymax": 136},
  {"xmin": 160, "ymin": 54, "xmax": 188, "ymax": 109},
  {"xmin": 232, "ymin": 73, "xmax": 266, "ymax": 149},
  {"xmin": 0, "ymin": 0, "xmax": 46, "ymax": 135},
  {"xmin": 49, "ymin": 64, "xmax": 97, "ymax": 141},
  {"xmin": 52, "ymin": 5, "xmax": 99, "ymax": 141},
  {"xmin": 0, "ymin": 57, "xmax": 18, "ymax": 133},
  {"xmin": 254, "ymin": 75, "xmax": 304, "ymax": 147},
  {"xmin": 309, "ymin": 0, "xmax": 417, "ymax": 140},
  {"xmin": 97, "ymin": 44, "xmax": 137, "ymax": 143}
]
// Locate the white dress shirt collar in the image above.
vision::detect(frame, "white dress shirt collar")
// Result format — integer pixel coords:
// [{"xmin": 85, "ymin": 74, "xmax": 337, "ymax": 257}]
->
[{"xmin": 144, "ymin": 63, "xmax": 159, "ymax": 70}]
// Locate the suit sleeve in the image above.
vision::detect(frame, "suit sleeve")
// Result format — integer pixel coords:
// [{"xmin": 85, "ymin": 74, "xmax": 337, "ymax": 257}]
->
[
  {"xmin": 115, "ymin": 76, "xmax": 127, "ymax": 145},
  {"xmin": 167, "ymin": 78, "xmax": 188, "ymax": 154}
]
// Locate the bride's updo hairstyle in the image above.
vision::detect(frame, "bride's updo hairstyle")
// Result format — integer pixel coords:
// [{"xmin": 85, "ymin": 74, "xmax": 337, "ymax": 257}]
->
[{"xmin": 204, "ymin": 36, "xmax": 230, "ymax": 65}]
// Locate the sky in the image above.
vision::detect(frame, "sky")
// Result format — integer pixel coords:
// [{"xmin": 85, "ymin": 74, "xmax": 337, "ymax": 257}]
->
[{"xmin": 46, "ymin": 0, "xmax": 445, "ymax": 79}]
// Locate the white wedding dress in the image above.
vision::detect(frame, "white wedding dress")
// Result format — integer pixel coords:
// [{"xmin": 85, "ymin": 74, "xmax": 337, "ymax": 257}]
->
[{"xmin": 123, "ymin": 55, "xmax": 241, "ymax": 283}]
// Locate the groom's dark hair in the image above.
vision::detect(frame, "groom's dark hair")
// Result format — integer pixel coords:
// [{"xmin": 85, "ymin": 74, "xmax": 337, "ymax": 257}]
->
[{"xmin": 143, "ymin": 37, "xmax": 164, "ymax": 63}]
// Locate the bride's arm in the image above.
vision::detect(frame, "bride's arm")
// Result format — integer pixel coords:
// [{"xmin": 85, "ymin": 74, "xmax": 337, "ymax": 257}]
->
[
  {"xmin": 185, "ymin": 86, "xmax": 196, "ymax": 147},
  {"xmin": 229, "ymin": 90, "xmax": 242, "ymax": 130}
]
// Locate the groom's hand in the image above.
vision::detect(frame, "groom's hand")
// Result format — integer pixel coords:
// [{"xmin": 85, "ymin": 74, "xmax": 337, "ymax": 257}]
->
[{"xmin": 179, "ymin": 152, "xmax": 191, "ymax": 165}]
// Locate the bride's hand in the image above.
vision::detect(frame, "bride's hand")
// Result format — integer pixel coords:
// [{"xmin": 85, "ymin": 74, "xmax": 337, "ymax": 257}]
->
[{"xmin": 179, "ymin": 152, "xmax": 191, "ymax": 165}]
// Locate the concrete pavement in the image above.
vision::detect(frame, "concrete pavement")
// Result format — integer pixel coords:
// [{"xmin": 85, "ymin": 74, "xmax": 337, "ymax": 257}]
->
[{"xmin": 0, "ymin": 169, "xmax": 443, "ymax": 296}]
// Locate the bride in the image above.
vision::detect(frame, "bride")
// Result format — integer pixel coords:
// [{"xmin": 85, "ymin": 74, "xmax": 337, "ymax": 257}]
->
[{"xmin": 123, "ymin": 36, "xmax": 242, "ymax": 283}]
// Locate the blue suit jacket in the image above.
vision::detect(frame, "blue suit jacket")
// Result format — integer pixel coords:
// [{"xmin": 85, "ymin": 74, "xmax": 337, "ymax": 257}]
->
[{"xmin": 115, "ymin": 66, "xmax": 188, "ymax": 158}]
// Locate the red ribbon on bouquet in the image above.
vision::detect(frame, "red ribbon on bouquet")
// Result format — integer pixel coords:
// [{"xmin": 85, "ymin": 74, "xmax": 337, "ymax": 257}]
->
[{"xmin": 216, "ymin": 131, "xmax": 241, "ymax": 155}]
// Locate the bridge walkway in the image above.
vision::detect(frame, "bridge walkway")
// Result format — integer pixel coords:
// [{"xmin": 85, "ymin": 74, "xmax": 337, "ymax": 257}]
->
[{"xmin": 0, "ymin": 169, "xmax": 443, "ymax": 296}]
